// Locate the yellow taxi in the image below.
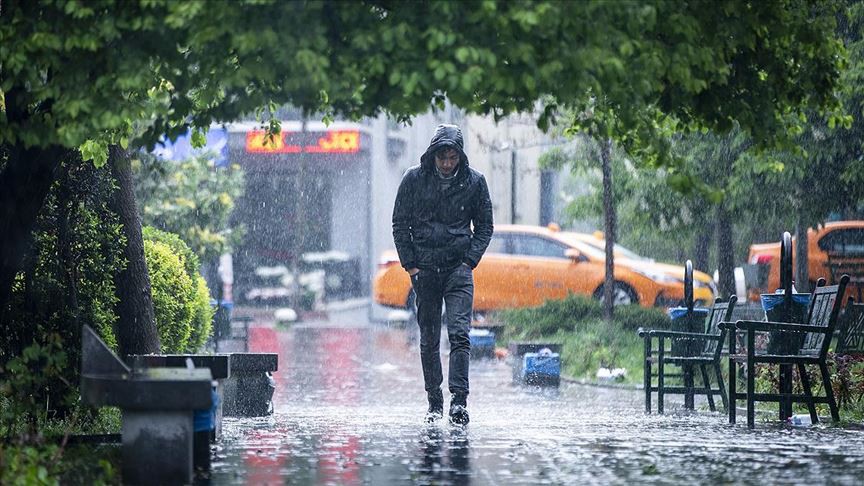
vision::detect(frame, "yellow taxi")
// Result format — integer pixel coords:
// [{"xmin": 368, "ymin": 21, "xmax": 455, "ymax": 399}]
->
[
  {"xmin": 746, "ymin": 220, "xmax": 864, "ymax": 301},
  {"xmin": 374, "ymin": 224, "xmax": 716, "ymax": 312}
]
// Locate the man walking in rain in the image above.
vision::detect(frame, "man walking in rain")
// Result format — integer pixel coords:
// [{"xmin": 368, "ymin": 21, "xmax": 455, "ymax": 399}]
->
[{"xmin": 392, "ymin": 124, "xmax": 493, "ymax": 425}]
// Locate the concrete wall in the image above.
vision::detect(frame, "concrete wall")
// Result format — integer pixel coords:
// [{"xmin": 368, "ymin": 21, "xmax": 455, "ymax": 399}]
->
[
  {"xmin": 461, "ymin": 112, "xmax": 566, "ymax": 226},
  {"xmin": 330, "ymin": 152, "xmax": 371, "ymax": 283}
]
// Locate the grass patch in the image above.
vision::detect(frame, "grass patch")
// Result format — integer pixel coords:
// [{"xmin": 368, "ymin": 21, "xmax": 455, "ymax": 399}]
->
[
  {"xmin": 498, "ymin": 294, "xmax": 671, "ymax": 384},
  {"xmin": 0, "ymin": 400, "xmax": 121, "ymax": 485}
]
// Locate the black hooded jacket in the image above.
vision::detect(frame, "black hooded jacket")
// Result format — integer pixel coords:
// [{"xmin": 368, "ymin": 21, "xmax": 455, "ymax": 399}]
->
[{"xmin": 392, "ymin": 124, "xmax": 494, "ymax": 271}]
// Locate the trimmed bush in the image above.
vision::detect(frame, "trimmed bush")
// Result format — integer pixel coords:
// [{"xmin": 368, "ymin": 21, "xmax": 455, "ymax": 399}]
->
[
  {"xmin": 143, "ymin": 239, "xmax": 194, "ymax": 352},
  {"xmin": 187, "ymin": 275, "xmax": 214, "ymax": 353},
  {"xmin": 143, "ymin": 227, "xmax": 213, "ymax": 352},
  {"xmin": 143, "ymin": 226, "xmax": 200, "ymax": 277},
  {"xmin": 499, "ymin": 293, "xmax": 671, "ymax": 337}
]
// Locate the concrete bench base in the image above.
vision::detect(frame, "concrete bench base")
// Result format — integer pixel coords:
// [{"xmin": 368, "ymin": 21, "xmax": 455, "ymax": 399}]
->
[
  {"xmin": 223, "ymin": 353, "xmax": 278, "ymax": 417},
  {"xmin": 122, "ymin": 411, "xmax": 194, "ymax": 484},
  {"xmin": 80, "ymin": 326, "xmax": 213, "ymax": 485}
]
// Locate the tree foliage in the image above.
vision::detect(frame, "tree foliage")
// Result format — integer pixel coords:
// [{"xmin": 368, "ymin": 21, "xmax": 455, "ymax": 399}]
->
[
  {"xmin": 0, "ymin": 158, "xmax": 124, "ymax": 427},
  {"xmin": 133, "ymin": 153, "xmax": 245, "ymax": 265},
  {"xmin": 1, "ymin": 0, "xmax": 846, "ymax": 157}
]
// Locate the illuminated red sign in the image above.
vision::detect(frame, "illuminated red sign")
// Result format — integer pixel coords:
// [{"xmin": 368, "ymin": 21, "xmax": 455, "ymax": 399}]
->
[{"xmin": 245, "ymin": 130, "xmax": 360, "ymax": 154}]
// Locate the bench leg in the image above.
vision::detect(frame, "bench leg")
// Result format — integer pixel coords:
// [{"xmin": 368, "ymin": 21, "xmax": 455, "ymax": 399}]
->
[
  {"xmin": 657, "ymin": 351, "xmax": 666, "ymax": 413},
  {"xmin": 747, "ymin": 331, "xmax": 755, "ymax": 428},
  {"xmin": 700, "ymin": 365, "xmax": 716, "ymax": 412},
  {"xmin": 728, "ymin": 330, "xmax": 737, "ymax": 424},
  {"xmin": 728, "ymin": 357, "xmax": 737, "ymax": 424},
  {"xmin": 797, "ymin": 363, "xmax": 818, "ymax": 424},
  {"xmin": 819, "ymin": 362, "xmax": 840, "ymax": 422},
  {"xmin": 714, "ymin": 362, "xmax": 728, "ymax": 412},
  {"xmin": 644, "ymin": 338, "xmax": 651, "ymax": 414}
]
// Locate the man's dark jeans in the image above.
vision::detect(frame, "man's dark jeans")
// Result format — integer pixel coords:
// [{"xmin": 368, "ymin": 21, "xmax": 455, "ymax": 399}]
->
[{"xmin": 411, "ymin": 264, "xmax": 473, "ymax": 407}]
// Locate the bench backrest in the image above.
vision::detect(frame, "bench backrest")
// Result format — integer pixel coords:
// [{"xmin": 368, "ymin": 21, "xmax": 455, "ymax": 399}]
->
[
  {"xmin": 835, "ymin": 300, "xmax": 864, "ymax": 356},
  {"xmin": 703, "ymin": 295, "xmax": 737, "ymax": 357},
  {"xmin": 800, "ymin": 275, "xmax": 849, "ymax": 357}
]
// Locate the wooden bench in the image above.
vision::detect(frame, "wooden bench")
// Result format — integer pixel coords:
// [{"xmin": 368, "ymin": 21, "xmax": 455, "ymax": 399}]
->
[
  {"xmin": 726, "ymin": 275, "xmax": 849, "ymax": 428},
  {"xmin": 639, "ymin": 296, "xmax": 736, "ymax": 414},
  {"xmin": 836, "ymin": 299, "xmax": 864, "ymax": 356},
  {"xmin": 825, "ymin": 251, "xmax": 864, "ymax": 302},
  {"xmin": 833, "ymin": 299, "xmax": 864, "ymax": 411}
]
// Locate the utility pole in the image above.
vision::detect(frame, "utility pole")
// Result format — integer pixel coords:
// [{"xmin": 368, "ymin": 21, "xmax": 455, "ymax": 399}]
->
[
  {"xmin": 601, "ymin": 138, "xmax": 615, "ymax": 321},
  {"xmin": 510, "ymin": 150, "xmax": 517, "ymax": 224}
]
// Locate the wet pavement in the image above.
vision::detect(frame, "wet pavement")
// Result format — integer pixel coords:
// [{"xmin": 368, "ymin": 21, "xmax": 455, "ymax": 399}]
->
[{"xmin": 208, "ymin": 315, "xmax": 864, "ymax": 485}]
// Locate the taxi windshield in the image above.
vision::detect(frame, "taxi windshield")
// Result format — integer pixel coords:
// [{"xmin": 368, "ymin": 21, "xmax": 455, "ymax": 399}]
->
[{"xmin": 559, "ymin": 233, "xmax": 649, "ymax": 261}]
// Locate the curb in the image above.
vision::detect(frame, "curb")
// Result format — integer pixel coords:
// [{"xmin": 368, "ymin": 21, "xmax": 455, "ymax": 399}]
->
[{"xmin": 561, "ymin": 375, "xmax": 643, "ymax": 390}]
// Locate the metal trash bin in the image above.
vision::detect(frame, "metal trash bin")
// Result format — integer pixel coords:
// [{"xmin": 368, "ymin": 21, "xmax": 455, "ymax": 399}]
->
[
  {"xmin": 212, "ymin": 300, "xmax": 234, "ymax": 341},
  {"xmin": 761, "ymin": 292, "xmax": 810, "ymax": 354},
  {"xmin": 666, "ymin": 307, "xmax": 710, "ymax": 355}
]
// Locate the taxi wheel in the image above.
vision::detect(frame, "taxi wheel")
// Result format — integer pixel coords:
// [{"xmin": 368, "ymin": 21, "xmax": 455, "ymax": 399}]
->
[{"xmin": 593, "ymin": 281, "xmax": 638, "ymax": 306}]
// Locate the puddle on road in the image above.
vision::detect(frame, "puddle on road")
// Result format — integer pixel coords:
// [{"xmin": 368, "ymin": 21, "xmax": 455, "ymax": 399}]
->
[{"xmin": 206, "ymin": 325, "xmax": 864, "ymax": 485}]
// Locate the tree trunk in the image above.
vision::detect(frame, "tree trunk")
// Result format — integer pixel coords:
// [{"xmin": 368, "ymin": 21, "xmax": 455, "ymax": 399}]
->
[
  {"xmin": 601, "ymin": 138, "xmax": 616, "ymax": 321},
  {"xmin": 58, "ymin": 166, "xmax": 80, "ymax": 328},
  {"xmin": 693, "ymin": 219, "xmax": 712, "ymax": 273},
  {"xmin": 108, "ymin": 145, "xmax": 161, "ymax": 357},
  {"xmin": 716, "ymin": 202, "xmax": 736, "ymax": 300},
  {"xmin": 795, "ymin": 219, "xmax": 810, "ymax": 293},
  {"xmin": 0, "ymin": 144, "xmax": 66, "ymax": 326}
]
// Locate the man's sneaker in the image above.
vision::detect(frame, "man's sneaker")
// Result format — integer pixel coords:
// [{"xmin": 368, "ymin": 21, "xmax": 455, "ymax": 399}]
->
[
  {"xmin": 424, "ymin": 409, "xmax": 443, "ymax": 424},
  {"xmin": 425, "ymin": 402, "xmax": 444, "ymax": 424},
  {"xmin": 449, "ymin": 404, "xmax": 469, "ymax": 426}
]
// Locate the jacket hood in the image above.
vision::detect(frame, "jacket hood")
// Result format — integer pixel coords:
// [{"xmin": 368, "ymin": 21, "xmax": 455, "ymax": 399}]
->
[{"xmin": 420, "ymin": 124, "xmax": 469, "ymax": 170}]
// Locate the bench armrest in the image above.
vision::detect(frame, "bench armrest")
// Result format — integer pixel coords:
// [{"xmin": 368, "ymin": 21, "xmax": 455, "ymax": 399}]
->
[
  {"xmin": 718, "ymin": 321, "xmax": 739, "ymax": 330},
  {"xmin": 734, "ymin": 320, "xmax": 828, "ymax": 333},
  {"xmin": 646, "ymin": 330, "xmax": 719, "ymax": 340}
]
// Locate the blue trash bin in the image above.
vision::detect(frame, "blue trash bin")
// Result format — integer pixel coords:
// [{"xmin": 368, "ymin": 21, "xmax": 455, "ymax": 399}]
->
[
  {"xmin": 522, "ymin": 348, "xmax": 560, "ymax": 386},
  {"xmin": 193, "ymin": 385, "xmax": 220, "ymax": 471},
  {"xmin": 469, "ymin": 329, "xmax": 495, "ymax": 359}
]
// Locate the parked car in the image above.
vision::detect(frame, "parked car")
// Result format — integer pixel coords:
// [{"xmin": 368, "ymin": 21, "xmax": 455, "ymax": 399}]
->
[
  {"xmin": 746, "ymin": 220, "xmax": 864, "ymax": 301},
  {"xmin": 373, "ymin": 224, "xmax": 716, "ymax": 313}
]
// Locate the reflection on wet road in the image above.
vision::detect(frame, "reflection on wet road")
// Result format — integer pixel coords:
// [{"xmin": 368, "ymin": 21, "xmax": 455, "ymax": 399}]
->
[{"xmin": 209, "ymin": 322, "xmax": 864, "ymax": 484}]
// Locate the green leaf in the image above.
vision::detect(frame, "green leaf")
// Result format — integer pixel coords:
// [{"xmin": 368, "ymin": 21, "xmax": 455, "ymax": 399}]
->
[
  {"xmin": 191, "ymin": 129, "xmax": 206, "ymax": 149},
  {"xmin": 80, "ymin": 140, "xmax": 109, "ymax": 168}
]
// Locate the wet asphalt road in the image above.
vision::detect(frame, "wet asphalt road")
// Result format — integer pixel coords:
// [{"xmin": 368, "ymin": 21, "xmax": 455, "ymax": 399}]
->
[{"xmin": 208, "ymin": 316, "xmax": 864, "ymax": 485}]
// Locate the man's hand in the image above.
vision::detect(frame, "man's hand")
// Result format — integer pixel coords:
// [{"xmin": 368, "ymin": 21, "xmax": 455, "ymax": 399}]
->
[{"xmin": 408, "ymin": 268, "xmax": 420, "ymax": 276}]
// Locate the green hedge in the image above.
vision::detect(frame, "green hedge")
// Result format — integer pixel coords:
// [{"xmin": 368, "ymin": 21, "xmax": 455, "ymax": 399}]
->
[
  {"xmin": 499, "ymin": 294, "xmax": 671, "ymax": 339},
  {"xmin": 499, "ymin": 294, "xmax": 673, "ymax": 382}
]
